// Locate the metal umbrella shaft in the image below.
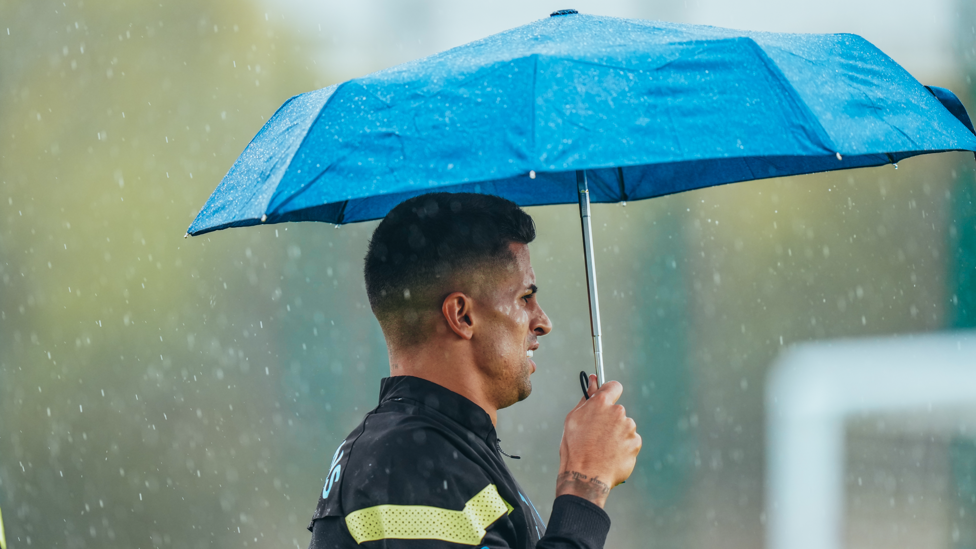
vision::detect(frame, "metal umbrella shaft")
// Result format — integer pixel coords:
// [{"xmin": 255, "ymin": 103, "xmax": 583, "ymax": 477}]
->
[{"xmin": 576, "ymin": 170, "xmax": 606, "ymax": 387}]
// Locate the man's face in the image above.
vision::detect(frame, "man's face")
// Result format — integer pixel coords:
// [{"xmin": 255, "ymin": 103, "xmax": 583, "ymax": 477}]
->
[{"xmin": 473, "ymin": 242, "xmax": 552, "ymax": 410}]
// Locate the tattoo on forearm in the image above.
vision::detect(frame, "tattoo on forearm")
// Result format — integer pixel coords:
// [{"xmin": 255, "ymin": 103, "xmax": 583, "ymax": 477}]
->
[{"xmin": 556, "ymin": 471, "xmax": 610, "ymax": 497}]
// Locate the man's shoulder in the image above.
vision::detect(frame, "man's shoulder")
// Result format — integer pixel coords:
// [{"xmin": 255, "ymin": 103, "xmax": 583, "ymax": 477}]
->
[
  {"xmin": 342, "ymin": 405, "xmax": 493, "ymax": 489},
  {"xmin": 311, "ymin": 404, "xmax": 498, "ymax": 520},
  {"xmin": 349, "ymin": 404, "xmax": 485, "ymax": 462}
]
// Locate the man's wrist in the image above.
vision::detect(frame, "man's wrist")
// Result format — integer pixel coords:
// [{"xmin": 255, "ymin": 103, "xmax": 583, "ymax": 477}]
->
[{"xmin": 555, "ymin": 470, "xmax": 611, "ymax": 508}]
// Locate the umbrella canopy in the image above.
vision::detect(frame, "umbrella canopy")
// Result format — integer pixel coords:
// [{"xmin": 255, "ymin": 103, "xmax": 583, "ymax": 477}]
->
[
  {"xmin": 188, "ymin": 10, "xmax": 976, "ymax": 385},
  {"xmin": 188, "ymin": 11, "xmax": 976, "ymax": 236}
]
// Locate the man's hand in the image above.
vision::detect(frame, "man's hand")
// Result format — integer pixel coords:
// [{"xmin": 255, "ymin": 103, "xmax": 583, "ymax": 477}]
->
[{"xmin": 555, "ymin": 374, "xmax": 641, "ymax": 508}]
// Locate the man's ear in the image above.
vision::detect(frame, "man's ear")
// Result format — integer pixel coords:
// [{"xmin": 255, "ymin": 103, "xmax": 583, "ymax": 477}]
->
[{"xmin": 442, "ymin": 292, "xmax": 475, "ymax": 340}]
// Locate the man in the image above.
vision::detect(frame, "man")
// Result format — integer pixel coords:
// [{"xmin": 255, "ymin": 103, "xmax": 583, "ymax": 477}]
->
[{"xmin": 307, "ymin": 193, "xmax": 641, "ymax": 548}]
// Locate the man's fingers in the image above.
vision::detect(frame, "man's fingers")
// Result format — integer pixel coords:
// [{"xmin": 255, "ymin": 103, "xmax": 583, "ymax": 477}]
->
[
  {"xmin": 571, "ymin": 375, "xmax": 598, "ymax": 410},
  {"xmin": 570, "ymin": 374, "xmax": 593, "ymax": 410},
  {"xmin": 595, "ymin": 380, "xmax": 623, "ymax": 404}
]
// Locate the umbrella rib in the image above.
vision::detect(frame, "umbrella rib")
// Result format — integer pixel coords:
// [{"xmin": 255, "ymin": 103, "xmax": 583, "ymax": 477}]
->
[
  {"xmin": 262, "ymin": 83, "xmax": 348, "ymax": 217},
  {"xmin": 746, "ymin": 40, "xmax": 837, "ymax": 155},
  {"xmin": 617, "ymin": 167, "xmax": 628, "ymax": 201},
  {"xmin": 267, "ymin": 148, "xmax": 360, "ymax": 218}
]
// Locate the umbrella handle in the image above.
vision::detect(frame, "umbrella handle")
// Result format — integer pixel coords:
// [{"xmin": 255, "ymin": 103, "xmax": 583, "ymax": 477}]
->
[{"xmin": 576, "ymin": 170, "xmax": 606, "ymax": 387}]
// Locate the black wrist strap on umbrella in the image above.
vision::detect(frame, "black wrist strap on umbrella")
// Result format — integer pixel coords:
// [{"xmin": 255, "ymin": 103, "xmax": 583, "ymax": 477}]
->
[{"xmin": 580, "ymin": 371, "xmax": 590, "ymax": 400}]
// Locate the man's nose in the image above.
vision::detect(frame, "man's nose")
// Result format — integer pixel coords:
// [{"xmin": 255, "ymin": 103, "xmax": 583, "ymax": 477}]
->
[{"xmin": 532, "ymin": 306, "xmax": 552, "ymax": 336}]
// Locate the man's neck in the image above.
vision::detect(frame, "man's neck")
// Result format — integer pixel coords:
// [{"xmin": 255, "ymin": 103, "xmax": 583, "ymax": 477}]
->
[{"xmin": 388, "ymin": 343, "xmax": 499, "ymax": 426}]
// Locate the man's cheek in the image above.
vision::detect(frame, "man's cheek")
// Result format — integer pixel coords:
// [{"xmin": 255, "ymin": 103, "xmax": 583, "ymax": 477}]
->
[{"xmin": 494, "ymin": 303, "xmax": 514, "ymax": 316}]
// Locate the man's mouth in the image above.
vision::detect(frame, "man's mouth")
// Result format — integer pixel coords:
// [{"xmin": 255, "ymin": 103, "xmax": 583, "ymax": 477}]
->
[{"xmin": 526, "ymin": 350, "xmax": 534, "ymax": 358}]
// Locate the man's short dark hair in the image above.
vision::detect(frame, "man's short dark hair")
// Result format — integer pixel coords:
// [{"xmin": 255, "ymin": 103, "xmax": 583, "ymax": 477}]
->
[{"xmin": 364, "ymin": 192, "xmax": 535, "ymax": 347}]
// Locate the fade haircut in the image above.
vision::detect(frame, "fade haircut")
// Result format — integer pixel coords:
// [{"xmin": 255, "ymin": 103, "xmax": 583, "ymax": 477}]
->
[{"xmin": 364, "ymin": 193, "xmax": 536, "ymax": 348}]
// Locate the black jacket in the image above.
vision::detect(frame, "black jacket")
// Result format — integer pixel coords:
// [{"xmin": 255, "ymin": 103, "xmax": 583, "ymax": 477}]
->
[{"xmin": 307, "ymin": 375, "xmax": 610, "ymax": 548}]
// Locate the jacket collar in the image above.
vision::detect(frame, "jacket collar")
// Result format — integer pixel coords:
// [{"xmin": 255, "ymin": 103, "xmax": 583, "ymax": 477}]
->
[{"xmin": 378, "ymin": 375, "xmax": 495, "ymax": 441}]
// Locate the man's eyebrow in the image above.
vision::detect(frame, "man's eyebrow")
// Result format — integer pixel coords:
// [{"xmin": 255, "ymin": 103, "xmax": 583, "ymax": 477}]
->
[{"xmin": 527, "ymin": 284, "xmax": 538, "ymax": 294}]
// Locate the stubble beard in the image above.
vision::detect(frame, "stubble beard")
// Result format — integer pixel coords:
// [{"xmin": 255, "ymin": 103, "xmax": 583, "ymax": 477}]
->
[
  {"xmin": 493, "ymin": 357, "xmax": 534, "ymax": 410},
  {"xmin": 510, "ymin": 358, "xmax": 534, "ymax": 406}
]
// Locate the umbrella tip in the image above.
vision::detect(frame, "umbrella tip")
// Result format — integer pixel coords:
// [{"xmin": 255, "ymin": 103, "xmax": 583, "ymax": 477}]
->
[
  {"xmin": 261, "ymin": 214, "xmax": 268, "ymax": 222},
  {"xmin": 550, "ymin": 9, "xmax": 578, "ymax": 16},
  {"xmin": 184, "ymin": 233, "xmax": 189, "ymax": 239}
]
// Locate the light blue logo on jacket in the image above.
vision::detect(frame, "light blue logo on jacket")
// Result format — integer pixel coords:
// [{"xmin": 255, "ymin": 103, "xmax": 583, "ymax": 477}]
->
[{"xmin": 322, "ymin": 442, "xmax": 344, "ymax": 499}]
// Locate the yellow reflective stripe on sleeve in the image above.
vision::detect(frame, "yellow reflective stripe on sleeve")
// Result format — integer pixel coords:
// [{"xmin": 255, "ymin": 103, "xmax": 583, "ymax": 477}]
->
[
  {"xmin": 0, "ymin": 504, "xmax": 6, "ymax": 549},
  {"xmin": 345, "ymin": 483, "xmax": 512, "ymax": 545}
]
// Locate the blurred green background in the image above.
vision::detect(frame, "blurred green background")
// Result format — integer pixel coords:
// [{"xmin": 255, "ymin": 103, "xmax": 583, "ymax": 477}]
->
[{"xmin": 1, "ymin": 1, "xmax": 974, "ymax": 548}]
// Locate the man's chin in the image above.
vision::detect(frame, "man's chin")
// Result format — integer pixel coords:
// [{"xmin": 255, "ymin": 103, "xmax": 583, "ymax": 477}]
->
[
  {"xmin": 498, "ymin": 378, "xmax": 532, "ymax": 409},
  {"xmin": 515, "ymin": 368, "xmax": 533, "ymax": 402}
]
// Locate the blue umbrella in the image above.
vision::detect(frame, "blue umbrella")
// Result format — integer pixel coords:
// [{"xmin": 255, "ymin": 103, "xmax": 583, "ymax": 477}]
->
[{"xmin": 188, "ymin": 10, "xmax": 976, "ymax": 384}]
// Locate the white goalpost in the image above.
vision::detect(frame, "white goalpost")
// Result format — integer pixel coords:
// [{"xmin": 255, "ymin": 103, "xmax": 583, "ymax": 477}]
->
[{"xmin": 766, "ymin": 331, "xmax": 976, "ymax": 549}]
